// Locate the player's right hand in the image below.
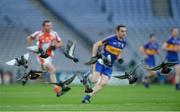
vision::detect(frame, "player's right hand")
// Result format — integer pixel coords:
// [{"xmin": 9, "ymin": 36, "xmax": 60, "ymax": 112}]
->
[
  {"xmin": 173, "ymin": 46, "xmax": 180, "ymax": 52},
  {"xmin": 49, "ymin": 45, "xmax": 56, "ymax": 51}
]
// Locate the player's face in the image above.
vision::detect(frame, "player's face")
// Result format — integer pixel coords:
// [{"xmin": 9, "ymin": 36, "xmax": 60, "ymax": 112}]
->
[
  {"xmin": 117, "ymin": 27, "xmax": 127, "ymax": 38},
  {"xmin": 172, "ymin": 28, "xmax": 179, "ymax": 37},
  {"xmin": 150, "ymin": 36, "xmax": 156, "ymax": 43},
  {"xmin": 43, "ymin": 22, "xmax": 52, "ymax": 33}
]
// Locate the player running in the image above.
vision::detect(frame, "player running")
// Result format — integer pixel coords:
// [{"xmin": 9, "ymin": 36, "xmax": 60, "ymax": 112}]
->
[
  {"xmin": 81, "ymin": 25, "xmax": 128, "ymax": 103},
  {"xmin": 27, "ymin": 20, "xmax": 69, "ymax": 96},
  {"xmin": 162, "ymin": 27, "xmax": 180, "ymax": 90},
  {"xmin": 139, "ymin": 34, "xmax": 160, "ymax": 88}
]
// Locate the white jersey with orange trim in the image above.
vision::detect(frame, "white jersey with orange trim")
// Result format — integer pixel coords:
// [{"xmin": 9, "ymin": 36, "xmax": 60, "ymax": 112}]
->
[
  {"xmin": 29, "ymin": 30, "xmax": 61, "ymax": 65},
  {"xmin": 30, "ymin": 30, "xmax": 61, "ymax": 56}
]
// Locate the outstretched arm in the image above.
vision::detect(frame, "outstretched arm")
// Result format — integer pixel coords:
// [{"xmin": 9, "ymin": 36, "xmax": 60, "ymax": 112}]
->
[
  {"xmin": 92, "ymin": 41, "xmax": 103, "ymax": 57},
  {"xmin": 55, "ymin": 32, "xmax": 62, "ymax": 48},
  {"xmin": 56, "ymin": 40, "xmax": 62, "ymax": 48},
  {"xmin": 117, "ymin": 53, "xmax": 124, "ymax": 64},
  {"xmin": 92, "ymin": 36, "xmax": 112, "ymax": 56},
  {"xmin": 27, "ymin": 36, "xmax": 34, "ymax": 46},
  {"xmin": 139, "ymin": 46, "xmax": 146, "ymax": 55}
]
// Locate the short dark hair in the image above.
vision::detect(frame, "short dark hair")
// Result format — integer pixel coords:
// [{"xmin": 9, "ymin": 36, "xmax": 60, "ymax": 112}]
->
[
  {"xmin": 149, "ymin": 33, "xmax": 155, "ymax": 38},
  {"xmin": 42, "ymin": 20, "xmax": 51, "ymax": 26},
  {"xmin": 116, "ymin": 24, "xmax": 126, "ymax": 31},
  {"xmin": 171, "ymin": 27, "xmax": 178, "ymax": 32}
]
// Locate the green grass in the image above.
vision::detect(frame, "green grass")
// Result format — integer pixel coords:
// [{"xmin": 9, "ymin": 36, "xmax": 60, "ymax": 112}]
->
[{"xmin": 0, "ymin": 84, "xmax": 180, "ymax": 111}]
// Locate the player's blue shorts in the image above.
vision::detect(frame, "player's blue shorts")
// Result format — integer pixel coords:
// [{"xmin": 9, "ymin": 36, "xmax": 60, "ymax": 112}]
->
[
  {"xmin": 166, "ymin": 57, "xmax": 179, "ymax": 63},
  {"xmin": 166, "ymin": 51, "xmax": 179, "ymax": 63},
  {"xmin": 145, "ymin": 56, "xmax": 155, "ymax": 68},
  {"xmin": 95, "ymin": 61, "xmax": 112, "ymax": 78}
]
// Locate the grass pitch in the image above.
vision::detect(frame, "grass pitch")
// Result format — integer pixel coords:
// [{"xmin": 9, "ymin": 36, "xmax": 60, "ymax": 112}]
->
[{"xmin": 0, "ymin": 84, "xmax": 180, "ymax": 111}]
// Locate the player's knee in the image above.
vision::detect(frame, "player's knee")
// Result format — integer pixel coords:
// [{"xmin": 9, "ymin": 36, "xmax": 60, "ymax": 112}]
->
[
  {"xmin": 102, "ymin": 82, "xmax": 107, "ymax": 87},
  {"xmin": 52, "ymin": 67, "xmax": 56, "ymax": 74},
  {"xmin": 91, "ymin": 72, "xmax": 100, "ymax": 84},
  {"xmin": 100, "ymin": 80, "xmax": 108, "ymax": 87},
  {"xmin": 49, "ymin": 67, "xmax": 56, "ymax": 74},
  {"xmin": 97, "ymin": 85, "xmax": 103, "ymax": 90},
  {"xmin": 100, "ymin": 75, "xmax": 109, "ymax": 87},
  {"xmin": 91, "ymin": 76, "xmax": 98, "ymax": 84}
]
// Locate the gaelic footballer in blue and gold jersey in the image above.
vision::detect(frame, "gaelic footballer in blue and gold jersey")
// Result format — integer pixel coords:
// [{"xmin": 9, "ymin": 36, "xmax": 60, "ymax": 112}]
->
[
  {"xmin": 82, "ymin": 25, "xmax": 127, "ymax": 103},
  {"xmin": 140, "ymin": 34, "xmax": 159, "ymax": 68},
  {"xmin": 162, "ymin": 27, "xmax": 180, "ymax": 90},
  {"xmin": 140, "ymin": 34, "xmax": 159, "ymax": 88},
  {"xmin": 94, "ymin": 34, "xmax": 126, "ymax": 77}
]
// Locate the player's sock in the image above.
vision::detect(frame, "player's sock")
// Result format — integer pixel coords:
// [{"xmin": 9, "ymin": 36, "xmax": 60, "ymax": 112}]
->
[
  {"xmin": 82, "ymin": 95, "xmax": 91, "ymax": 103},
  {"xmin": 156, "ymin": 71, "xmax": 161, "ymax": 77},
  {"xmin": 143, "ymin": 76, "xmax": 150, "ymax": 88},
  {"xmin": 175, "ymin": 83, "xmax": 180, "ymax": 90}
]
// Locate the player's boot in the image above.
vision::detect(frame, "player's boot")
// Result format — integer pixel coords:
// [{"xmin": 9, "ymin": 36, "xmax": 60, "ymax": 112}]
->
[{"xmin": 82, "ymin": 95, "xmax": 91, "ymax": 104}]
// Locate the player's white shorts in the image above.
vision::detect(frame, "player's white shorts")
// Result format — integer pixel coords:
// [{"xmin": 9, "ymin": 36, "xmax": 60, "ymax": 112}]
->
[{"xmin": 36, "ymin": 55, "xmax": 52, "ymax": 65}]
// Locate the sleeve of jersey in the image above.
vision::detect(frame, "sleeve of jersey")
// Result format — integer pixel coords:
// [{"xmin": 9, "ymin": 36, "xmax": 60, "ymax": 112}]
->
[
  {"xmin": 30, "ymin": 31, "xmax": 39, "ymax": 40},
  {"xmin": 156, "ymin": 43, "xmax": 159, "ymax": 50},
  {"xmin": 122, "ymin": 41, "xmax": 126, "ymax": 49},
  {"xmin": 55, "ymin": 32, "xmax": 62, "ymax": 42},
  {"xmin": 98, "ymin": 37, "xmax": 111, "ymax": 46},
  {"xmin": 143, "ymin": 43, "xmax": 149, "ymax": 49},
  {"xmin": 166, "ymin": 38, "xmax": 172, "ymax": 44},
  {"xmin": 178, "ymin": 39, "xmax": 180, "ymax": 45}
]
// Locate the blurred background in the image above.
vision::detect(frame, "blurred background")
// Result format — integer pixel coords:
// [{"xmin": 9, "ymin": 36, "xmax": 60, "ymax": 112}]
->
[{"xmin": 0, "ymin": 0, "xmax": 179, "ymax": 85}]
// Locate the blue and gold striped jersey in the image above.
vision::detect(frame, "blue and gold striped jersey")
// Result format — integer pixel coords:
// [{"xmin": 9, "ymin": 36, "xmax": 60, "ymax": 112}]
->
[
  {"xmin": 166, "ymin": 36, "xmax": 180, "ymax": 62},
  {"xmin": 99, "ymin": 34, "xmax": 126, "ymax": 65},
  {"xmin": 144, "ymin": 42, "xmax": 159, "ymax": 56}
]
